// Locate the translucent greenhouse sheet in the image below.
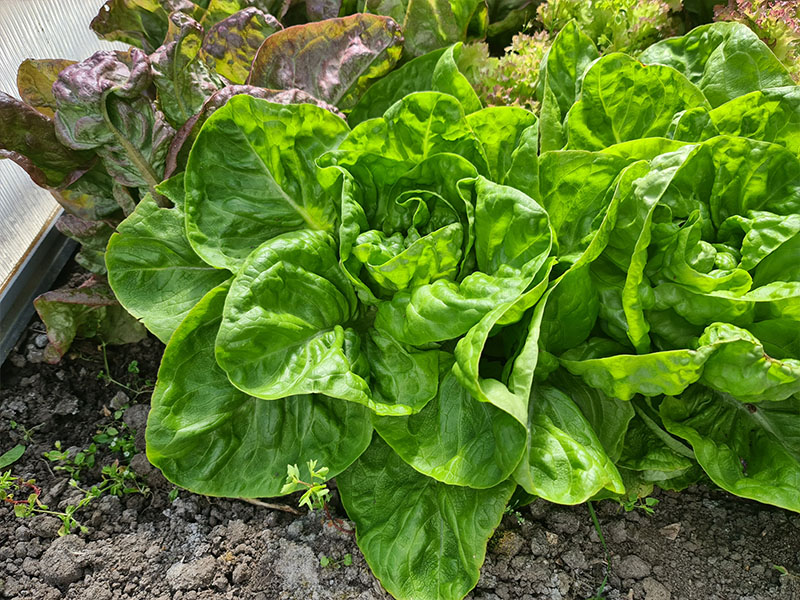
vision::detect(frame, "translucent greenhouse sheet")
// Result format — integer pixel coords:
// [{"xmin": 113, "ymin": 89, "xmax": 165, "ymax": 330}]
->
[{"xmin": 0, "ymin": 0, "xmax": 125, "ymax": 290}]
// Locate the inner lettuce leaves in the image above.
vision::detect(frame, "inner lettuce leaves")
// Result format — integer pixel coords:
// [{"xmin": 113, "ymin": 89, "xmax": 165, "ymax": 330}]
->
[{"xmin": 98, "ymin": 21, "xmax": 800, "ymax": 600}]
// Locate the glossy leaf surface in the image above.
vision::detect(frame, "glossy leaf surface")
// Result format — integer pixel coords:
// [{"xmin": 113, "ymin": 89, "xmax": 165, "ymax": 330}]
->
[
  {"xmin": 106, "ymin": 194, "xmax": 231, "ymax": 343},
  {"xmin": 249, "ymin": 14, "xmax": 403, "ymax": 109},
  {"xmin": 661, "ymin": 387, "xmax": 800, "ymax": 512},
  {"xmin": 640, "ymin": 22, "xmax": 795, "ymax": 107},
  {"xmin": 184, "ymin": 94, "xmax": 349, "ymax": 269},
  {"xmin": 147, "ymin": 282, "xmax": 372, "ymax": 497},
  {"xmin": 338, "ymin": 436, "xmax": 514, "ymax": 600}
]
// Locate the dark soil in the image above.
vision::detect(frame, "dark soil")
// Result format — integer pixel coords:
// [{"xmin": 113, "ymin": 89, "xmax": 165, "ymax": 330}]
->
[{"xmin": 1, "ymin": 271, "xmax": 799, "ymax": 600}]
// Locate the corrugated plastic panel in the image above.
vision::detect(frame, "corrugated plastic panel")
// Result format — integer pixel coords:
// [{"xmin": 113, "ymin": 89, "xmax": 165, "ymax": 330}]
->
[{"xmin": 0, "ymin": 0, "xmax": 126, "ymax": 290}]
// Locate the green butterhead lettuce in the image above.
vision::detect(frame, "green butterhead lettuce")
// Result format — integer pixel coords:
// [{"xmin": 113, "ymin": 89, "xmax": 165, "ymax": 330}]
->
[
  {"xmin": 215, "ymin": 230, "xmax": 370, "ymax": 404},
  {"xmin": 105, "ymin": 188, "xmax": 230, "ymax": 343},
  {"xmin": 147, "ymin": 281, "xmax": 373, "ymax": 497},
  {"xmin": 640, "ymin": 21, "xmax": 795, "ymax": 107},
  {"xmin": 94, "ymin": 26, "xmax": 800, "ymax": 600},
  {"xmin": 184, "ymin": 94, "xmax": 350, "ymax": 270},
  {"xmin": 338, "ymin": 435, "xmax": 514, "ymax": 600}
]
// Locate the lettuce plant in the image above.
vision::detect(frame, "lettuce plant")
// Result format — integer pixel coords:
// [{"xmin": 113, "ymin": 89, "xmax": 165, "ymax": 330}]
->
[
  {"xmin": 537, "ymin": 0, "xmax": 682, "ymax": 53},
  {"xmin": 714, "ymin": 0, "xmax": 800, "ymax": 82},
  {"xmin": 463, "ymin": 0, "xmax": 686, "ymax": 112},
  {"xmin": 461, "ymin": 33, "xmax": 551, "ymax": 111},
  {"xmin": 1, "ymin": 1, "xmax": 402, "ymax": 361},
  {"xmin": 101, "ymin": 20, "xmax": 800, "ymax": 600},
  {"xmin": 2, "ymin": 0, "xmax": 562, "ymax": 360}
]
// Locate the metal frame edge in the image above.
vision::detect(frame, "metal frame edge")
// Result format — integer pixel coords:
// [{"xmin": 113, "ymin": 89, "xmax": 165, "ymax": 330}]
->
[{"xmin": 0, "ymin": 212, "xmax": 76, "ymax": 365}]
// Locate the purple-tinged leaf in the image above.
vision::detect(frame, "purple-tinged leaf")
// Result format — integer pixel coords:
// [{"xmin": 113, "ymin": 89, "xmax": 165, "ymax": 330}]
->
[
  {"xmin": 306, "ymin": 0, "xmax": 342, "ymax": 20},
  {"xmin": 34, "ymin": 277, "xmax": 147, "ymax": 364},
  {"xmin": 0, "ymin": 92, "xmax": 93, "ymax": 188},
  {"xmin": 53, "ymin": 165, "xmax": 124, "ymax": 221},
  {"xmin": 151, "ymin": 11, "xmax": 224, "ymax": 128},
  {"xmin": 364, "ymin": 0, "xmax": 488, "ymax": 58},
  {"xmin": 53, "ymin": 49, "xmax": 175, "ymax": 193},
  {"xmin": 16, "ymin": 59, "xmax": 76, "ymax": 118},
  {"xmin": 203, "ymin": 0, "xmax": 291, "ymax": 24},
  {"xmin": 165, "ymin": 84, "xmax": 343, "ymax": 175},
  {"xmin": 248, "ymin": 14, "xmax": 403, "ymax": 109},
  {"xmin": 55, "ymin": 214, "xmax": 116, "ymax": 275},
  {"xmin": 113, "ymin": 181, "xmax": 139, "ymax": 216},
  {"xmin": 200, "ymin": 8, "xmax": 282, "ymax": 84},
  {"xmin": 91, "ymin": 0, "xmax": 172, "ymax": 52}
]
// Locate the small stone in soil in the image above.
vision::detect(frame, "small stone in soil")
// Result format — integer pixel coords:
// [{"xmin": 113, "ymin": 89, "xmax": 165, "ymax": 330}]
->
[
  {"xmin": 110, "ymin": 390, "xmax": 130, "ymax": 410},
  {"xmin": 8, "ymin": 352, "xmax": 26, "ymax": 367},
  {"xmin": 232, "ymin": 562, "xmax": 250, "ymax": 585},
  {"xmin": 660, "ymin": 522, "xmax": 682, "ymax": 540},
  {"xmin": 561, "ymin": 548, "xmax": 587, "ymax": 570},
  {"xmin": 28, "ymin": 516, "xmax": 62, "ymax": 539},
  {"xmin": 166, "ymin": 556, "xmax": 217, "ymax": 591},
  {"xmin": 617, "ymin": 555, "xmax": 652, "ymax": 580},
  {"xmin": 53, "ymin": 394, "xmax": 79, "ymax": 416},
  {"xmin": 274, "ymin": 540, "xmax": 319, "ymax": 588},
  {"xmin": 529, "ymin": 531, "xmax": 548, "ymax": 556},
  {"xmin": 643, "ymin": 576, "xmax": 671, "ymax": 600},
  {"xmin": 123, "ymin": 403, "xmax": 150, "ymax": 433},
  {"xmin": 39, "ymin": 535, "xmax": 86, "ymax": 587},
  {"xmin": 14, "ymin": 525, "xmax": 32, "ymax": 541},
  {"xmin": 26, "ymin": 344, "xmax": 44, "ymax": 364},
  {"xmin": 84, "ymin": 582, "xmax": 113, "ymax": 600},
  {"xmin": 20, "ymin": 374, "xmax": 40, "ymax": 387},
  {"xmin": 130, "ymin": 453, "xmax": 167, "ymax": 488}
]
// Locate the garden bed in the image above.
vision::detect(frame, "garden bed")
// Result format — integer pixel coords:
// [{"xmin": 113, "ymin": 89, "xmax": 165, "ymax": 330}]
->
[{"xmin": 2, "ymin": 263, "xmax": 799, "ymax": 600}]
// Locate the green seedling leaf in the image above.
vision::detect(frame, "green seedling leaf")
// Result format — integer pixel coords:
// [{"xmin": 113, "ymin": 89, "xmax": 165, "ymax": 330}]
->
[{"xmin": 0, "ymin": 446, "xmax": 25, "ymax": 470}]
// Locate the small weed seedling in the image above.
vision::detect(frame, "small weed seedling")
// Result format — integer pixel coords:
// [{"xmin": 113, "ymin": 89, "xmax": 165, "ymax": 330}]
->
[
  {"xmin": 2, "ymin": 459, "xmax": 149, "ymax": 535},
  {"xmin": 93, "ymin": 423, "xmax": 137, "ymax": 462},
  {"xmin": 44, "ymin": 440, "xmax": 96, "ymax": 481},
  {"xmin": 774, "ymin": 565, "xmax": 798, "ymax": 579},
  {"xmin": 586, "ymin": 502, "xmax": 610, "ymax": 600},
  {"xmin": 320, "ymin": 553, "xmax": 353, "ymax": 569},
  {"xmin": 96, "ymin": 343, "xmax": 154, "ymax": 397},
  {"xmin": 5, "ymin": 416, "xmax": 150, "ymax": 535},
  {"xmin": 282, "ymin": 460, "xmax": 352, "ymax": 534},
  {"xmin": 1, "ymin": 470, "xmax": 90, "ymax": 534},
  {"xmin": 621, "ymin": 496, "xmax": 659, "ymax": 515},
  {"xmin": 7, "ymin": 420, "xmax": 42, "ymax": 444},
  {"xmin": 281, "ymin": 460, "xmax": 331, "ymax": 512},
  {"xmin": 504, "ymin": 505, "xmax": 527, "ymax": 526}
]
